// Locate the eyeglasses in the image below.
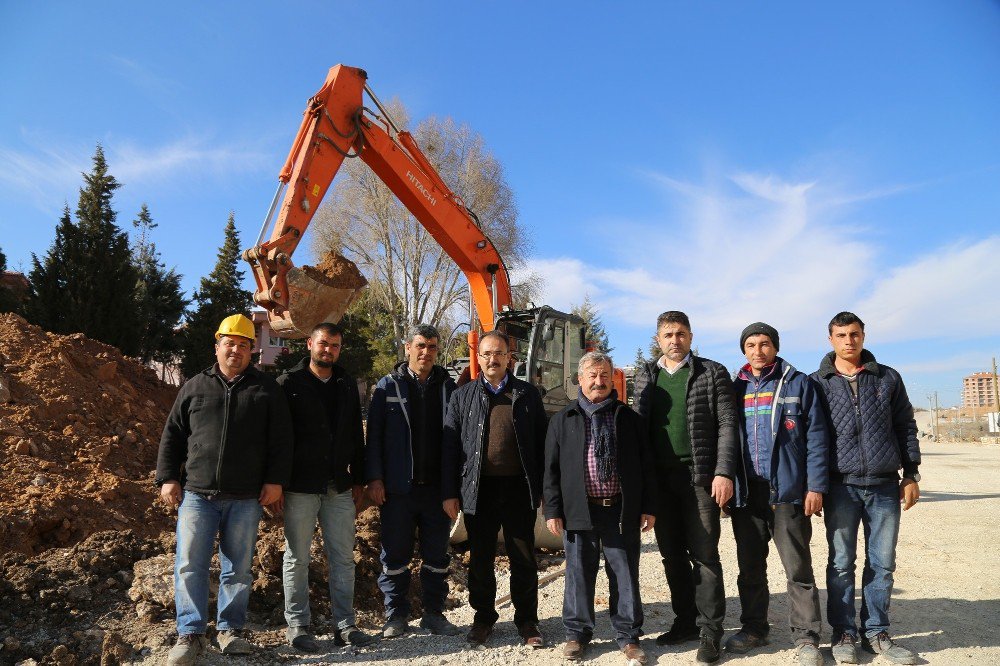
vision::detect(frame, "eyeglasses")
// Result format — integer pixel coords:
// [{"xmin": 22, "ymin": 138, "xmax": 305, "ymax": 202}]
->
[{"xmin": 478, "ymin": 351, "xmax": 508, "ymax": 359}]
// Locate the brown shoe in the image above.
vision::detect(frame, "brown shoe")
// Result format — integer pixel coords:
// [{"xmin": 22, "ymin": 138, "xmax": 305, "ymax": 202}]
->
[
  {"xmin": 622, "ymin": 642, "xmax": 648, "ymax": 665},
  {"xmin": 564, "ymin": 639, "xmax": 586, "ymax": 661},
  {"xmin": 466, "ymin": 622, "xmax": 494, "ymax": 645},
  {"xmin": 519, "ymin": 623, "xmax": 545, "ymax": 648}
]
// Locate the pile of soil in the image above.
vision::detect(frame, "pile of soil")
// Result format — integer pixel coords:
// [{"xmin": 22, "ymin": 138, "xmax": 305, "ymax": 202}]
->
[
  {"xmin": 0, "ymin": 313, "xmax": 178, "ymax": 556},
  {"xmin": 300, "ymin": 251, "xmax": 368, "ymax": 289}
]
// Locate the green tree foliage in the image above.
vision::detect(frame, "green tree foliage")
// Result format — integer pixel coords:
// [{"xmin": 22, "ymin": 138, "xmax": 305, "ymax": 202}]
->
[
  {"xmin": 132, "ymin": 204, "xmax": 188, "ymax": 364},
  {"xmin": 181, "ymin": 212, "xmax": 252, "ymax": 378},
  {"xmin": 571, "ymin": 294, "xmax": 613, "ymax": 354},
  {"xmin": 26, "ymin": 146, "xmax": 141, "ymax": 353}
]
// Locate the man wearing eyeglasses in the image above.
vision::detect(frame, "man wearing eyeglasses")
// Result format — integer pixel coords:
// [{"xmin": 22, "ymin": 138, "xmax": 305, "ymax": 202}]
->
[{"xmin": 442, "ymin": 329, "xmax": 549, "ymax": 648}]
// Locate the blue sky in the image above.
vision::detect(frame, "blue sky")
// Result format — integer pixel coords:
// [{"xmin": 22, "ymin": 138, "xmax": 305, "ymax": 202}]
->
[{"xmin": 1, "ymin": 1, "xmax": 998, "ymax": 406}]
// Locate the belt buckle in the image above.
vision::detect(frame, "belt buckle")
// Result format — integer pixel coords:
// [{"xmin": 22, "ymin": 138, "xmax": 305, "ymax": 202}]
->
[{"xmin": 601, "ymin": 497, "xmax": 613, "ymax": 506}]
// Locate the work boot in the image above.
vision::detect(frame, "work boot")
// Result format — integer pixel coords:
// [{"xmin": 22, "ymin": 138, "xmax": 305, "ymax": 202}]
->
[
  {"xmin": 334, "ymin": 625, "xmax": 377, "ymax": 646},
  {"xmin": 831, "ymin": 632, "xmax": 859, "ymax": 664},
  {"xmin": 622, "ymin": 642, "xmax": 648, "ymax": 665},
  {"xmin": 420, "ymin": 612, "xmax": 461, "ymax": 636},
  {"xmin": 695, "ymin": 634, "xmax": 722, "ymax": 664},
  {"xmin": 466, "ymin": 622, "xmax": 494, "ymax": 646},
  {"xmin": 724, "ymin": 629, "xmax": 768, "ymax": 654},
  {"xmin": 655, "ymin": 620, "xmax": 700, "ymax": 646},
  {"xmin": 563, "ymin": 639, "xmax": 586, "ymax": 661},
  {"xmin": 167, "ymin": 634, "xmax": 207, "ymax": 666},
  {"xmin": 286, "ymin": 626, "xmax": 319, "ymax": 653},
  {"xmin": 217, "ymin": 629, "xmax": 252, "ymax": 655},
  {"xmin": 862, "ymin": 631, "xmax": 917, "ymax": 665},
  {"xmin": 796, "ymin": 642, "xmax": 823, "ymax": 666},
  {"xmin": 518, "ymin": 623, "xmax": 545, "ymax": 648},
  {"xmin": 382, "ymin": 617, "xmax": 409, "ymax": 638}
]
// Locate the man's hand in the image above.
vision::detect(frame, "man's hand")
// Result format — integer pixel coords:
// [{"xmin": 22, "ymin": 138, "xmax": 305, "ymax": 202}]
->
[
  {"xmin": 711, "ymin": 476, "xmax": 734, "ymax": 509},
  {"xmin": 640, "ymin": 514, "xmax": 656, "ymax": 532},
  {"xmin": 259, "ymin": 483, "xmax": 283, "ymax": 508},
  {"xmin": 900, "ymin": 479, "xmax": 920, "ymax": 510},
  {"xmin": 367, "ymin": 480, "xmax": 386, "ymax": 506},
  {"xmin": 159, "ymin": 480, "xmax": 182, "ymax": 508},
  {"xmin": 442, "ymin": 498, "xmax": 460, "ymax": 521},
  {"xmin": 546, "ymin": 518, "xmax": 564, "ymax": 537},
  {"xmin": 804, "ymin": 491, "xmax": 823, "ymax": 517},
  {"xmin": 351, "ymin": 484, "xmax": 365, "ymax": 511}
]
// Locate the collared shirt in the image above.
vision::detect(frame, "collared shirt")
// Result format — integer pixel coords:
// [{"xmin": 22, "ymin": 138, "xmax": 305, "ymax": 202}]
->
[
  {"xmin": 482, "ymin": 372, "xmax": 509, "ymax": 395},
  {"xmin": 658, "ymin": 353, "xmax": 692, "ymax": 376},
  {"xmin": 583, "ymin": 407, "xmax": 621, "ymax": 497}
]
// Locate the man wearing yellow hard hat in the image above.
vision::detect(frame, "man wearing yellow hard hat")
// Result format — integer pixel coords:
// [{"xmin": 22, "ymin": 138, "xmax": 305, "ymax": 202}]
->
[{"xmin": 156, "ymin": 314, "xmax": 293, "ymax": 665}]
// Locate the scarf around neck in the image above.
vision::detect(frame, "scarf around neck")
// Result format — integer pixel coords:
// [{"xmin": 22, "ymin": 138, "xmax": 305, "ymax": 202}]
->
[{"xmin": 578, "ymin": 389, "xmax": 618, "ymax": 483}]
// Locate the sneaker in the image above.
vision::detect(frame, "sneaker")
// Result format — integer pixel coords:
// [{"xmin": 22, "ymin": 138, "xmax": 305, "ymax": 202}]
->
[
  {"xmin": 420, "ymin": 612, "xmax": 461, "ymax": 636},
  {"xmin": 335, "ymin": 626, "xmax": 377, "ymax": 646},
  {"xmin": 622, "ymin": 642, "xmax": 648, "ymax": 665},
  {"xmin": 831, "ymin": 633, "xmax": 859, "ymax": 664},
  {"xmin": 655, "ymin": 620, "xmax": 700, "ymax": 646},
  {"xmin": 796, "ymin": 642, "xmax": 823, "ymax": 666},
  {"xmin": 167, "ymin": 634, "xmax": 207, "ymax": 666},
  {"xmin": 286, "ymin": 626, "xmax": 319, "ymax": 653},
  {"xmin": 466, "ymin": 622, "xmax": 494, "ymax": 646},
  {"xmin": 217, "ymin": 629, "xmax": 252, "ymax": 655},
  {"xmin": 724, "ymin": 629, "xmax": 768, "ymax": 654},
  {"xmin": 696, "ymin": 634, "xmax": 722, "ymax": 664},
  {"xmin": 862, "ymin": 631, "xmax": 917, "ymax": 665},
  {"xmin": 382, "ymin": 617, "xmax": 410, "ymax": 639},
  {"xmin": 563, "ymin": 639, "xmax": 586, "ymax": 661}
]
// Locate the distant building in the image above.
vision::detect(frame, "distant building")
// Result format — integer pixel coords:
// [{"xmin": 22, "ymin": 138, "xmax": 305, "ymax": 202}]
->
[
  {"xmin": 251, "ymin": 309, "xmax": 291, "ymax": 370},
  {"xmin": 963, "ymin": 371, "xmax": 997, "ymax": 408},
  {"xmin": 1, "ymin": 271, "xmax": 30, "ymax": 302}
]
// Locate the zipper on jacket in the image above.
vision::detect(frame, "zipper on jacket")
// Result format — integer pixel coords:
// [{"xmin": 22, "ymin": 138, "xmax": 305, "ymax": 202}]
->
[
  {"xmin": 509, "ymin": 388, "xmax": 535, "ymax": 505},
  {"xmin": 214, "ymin": 373, "xmax": 243, "ymax": 493},
  {"xmin": 390, "ymin": 377, "xmax": 415, "ymax": 484},
  {"xmin": 847, "ymin": 374, "xmax": 867, "ymax": 478}
]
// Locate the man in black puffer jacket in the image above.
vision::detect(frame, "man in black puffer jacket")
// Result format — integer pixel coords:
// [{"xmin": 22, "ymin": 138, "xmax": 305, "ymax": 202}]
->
[
  {"xmin": 811, "ymin": 312, "xmax": 920, "ymax": 666},
  {"xmin": 633, "ymin": 311, "xmax": 738, "ymax": 664}
]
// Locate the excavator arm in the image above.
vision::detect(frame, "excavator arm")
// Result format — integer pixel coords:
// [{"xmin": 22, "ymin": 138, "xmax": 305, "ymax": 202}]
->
[{"xmin": 244, "ymin": 65, "xmax": 511, "ymax": 358}]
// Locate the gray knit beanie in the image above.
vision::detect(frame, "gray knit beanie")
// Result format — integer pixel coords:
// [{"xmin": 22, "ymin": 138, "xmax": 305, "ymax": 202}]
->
[{"xmin": 739, "ymin": 322, "xmax": 780, "ymax": 352}]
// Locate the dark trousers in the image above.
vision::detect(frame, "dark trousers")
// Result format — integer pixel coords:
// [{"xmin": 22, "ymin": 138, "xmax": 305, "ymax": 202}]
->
[
  {"xmin": 563, "ymin": 503, "xmax": 643, "ymax": 648},
  {"xmin": 652, "ymin": 465, "xmax": 725, "ymax": 638},
  {"xmin": 464, "ymin": 476, "xmax": 538, "ymax": 628},
  {"xmin": 378, "ymin": 484, "xmax": 451, "ymax": 621},
  {"xmin": 731, "ymin": 480, "xmax": 822, "ymax": 645}
]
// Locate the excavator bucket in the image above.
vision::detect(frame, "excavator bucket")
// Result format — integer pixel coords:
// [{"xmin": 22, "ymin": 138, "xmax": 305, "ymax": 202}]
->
[{"xmin": 268, "ymin": 252, "xmax": 368, "ymax": 338}]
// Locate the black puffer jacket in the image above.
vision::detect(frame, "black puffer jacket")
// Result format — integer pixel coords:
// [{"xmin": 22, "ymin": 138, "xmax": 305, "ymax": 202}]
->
[
  {"xmin": 811, "ymin": 350, "xmax": 920, "ymax": 484},
  {"xmin": 633, "ymin": 356, "xmax": 739, "ymax": 486},
  {"xmin": 441, "ymin": 373, "xmax": 548, "ymax": 514},
  {"xmin": 277, "ymin": 359, "xmax": 364, "ymax": 494},
  {"xmin": 156, "ymin": 365, "xmax": 293, "ymax": 495}
]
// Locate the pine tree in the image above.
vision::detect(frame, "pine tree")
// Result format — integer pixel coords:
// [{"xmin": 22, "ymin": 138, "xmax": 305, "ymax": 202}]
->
[
  {"xmin": 571, "ymin": 294, "xmax": 613, "ymax": 354},
  {"xmin": 132, "ymin": 204, "xmax": 188, "ymax": 364},
  {"xmin": 181, "ymin": 212, "xmax": 252, "ymax": 378}
]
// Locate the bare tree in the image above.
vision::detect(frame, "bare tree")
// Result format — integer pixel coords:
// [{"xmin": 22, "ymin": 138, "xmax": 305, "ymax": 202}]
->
[{"xmin": 312, "ymin": 100, "xmax": 539, "ymax": 351}]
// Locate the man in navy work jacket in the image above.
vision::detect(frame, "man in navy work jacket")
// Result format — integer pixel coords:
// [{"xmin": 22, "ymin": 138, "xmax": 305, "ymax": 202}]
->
[
  {"xmin": 725, "ymin": 322, "xmax": 828, "ymax": 666},
  {"xmin": 812, "ymin": 312, "xmax": 921, "ymax": 666},
  {"xmin": 277, "ymin": 322, "xmax": 374, "ymax": 652},
  {"xmin": 365, "ymin": 324, "xmax": 460, "ymax": 638},
  {"xmin": 156, "ymin": 314, "xmax": 292, "ymax": 666},
  {"xmin": 544, "ymin": 351, "xmax": 656, "ymax": 664},
  {"xmin": 442, "ymin": 329, "xmax": 548, "ymax": 648}
]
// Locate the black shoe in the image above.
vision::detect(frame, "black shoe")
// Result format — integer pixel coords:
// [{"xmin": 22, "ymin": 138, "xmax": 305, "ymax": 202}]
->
[
  {"xmin": 334, "ymin": 626, "xmax": 376, "ymax": 647},
  {"xmin": 655, "ymin": 621, "xmax": 700, "ymax": 646},
  {"xmin": 696, "ymin": 634, "xmax": 721, "ymax": 664}
]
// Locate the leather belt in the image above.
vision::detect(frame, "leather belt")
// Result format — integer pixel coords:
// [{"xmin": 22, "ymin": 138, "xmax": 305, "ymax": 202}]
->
[{"xmin": 587, "ymin": 494, "xmax": 621, "ymax": 507}]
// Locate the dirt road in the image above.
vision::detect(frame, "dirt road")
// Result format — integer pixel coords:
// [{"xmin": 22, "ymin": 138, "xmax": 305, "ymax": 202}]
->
[{"xmin": 137, "ymin": 438, "xmax": 1000, "ymax": 665}]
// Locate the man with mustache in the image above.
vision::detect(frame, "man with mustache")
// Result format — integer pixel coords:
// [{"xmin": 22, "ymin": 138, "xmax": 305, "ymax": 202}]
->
[
  {"xmin": 442, "ymin": 329, "xmax": 548, "ymax": 648},
  {"xmin": 812, "ymin": 312, "xmax": 920, "ymax": 665},
  {"xmin": 632, "ymin": 311, "xmax": 738, "ymax": 664},
  {"xmin": 277, "ymin": 323, "xmax": 374, "ymax": 652},
  {"xmin": 544, "ymin": 351, "xmax": 657, "ymax": 664},
  {"xmin": 156, "ymin": 314, "xmax": 292, "ymax": 665}
]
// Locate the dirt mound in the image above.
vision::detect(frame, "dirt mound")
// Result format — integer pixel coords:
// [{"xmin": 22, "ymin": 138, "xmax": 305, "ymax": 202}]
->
[
  {"xmin": 300, "ymin": 251, "xmax": 368, "ymax": 289},
  {"xmin": 0, "ymin": 313, "xmax": 178, "ymax": 556}
]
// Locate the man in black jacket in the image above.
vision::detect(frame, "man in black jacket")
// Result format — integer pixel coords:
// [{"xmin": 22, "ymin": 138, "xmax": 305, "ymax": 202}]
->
[
  {"xmin": 633, "ymin": 311, "xmax": 738, "ymax": 664},
  {"xmin": 156, "ymin": 314, "xmax": 292, "ymax": 665},
  {"xmin": 544, "ymin": 351, "xmax": 656, "ymax": 664},
  {"xmin": 276, "ymin": 323, "xmax": 374, "ymax": 652},
  {"xmin": 442, "ymin": 329, "xmax": 548, "ymax": 648}
]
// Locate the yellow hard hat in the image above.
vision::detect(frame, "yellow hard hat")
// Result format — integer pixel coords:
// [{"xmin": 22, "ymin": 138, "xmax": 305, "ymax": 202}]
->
[{"xmin": 215, "ymin": 314, "xmax": 256, "ymax": 342}]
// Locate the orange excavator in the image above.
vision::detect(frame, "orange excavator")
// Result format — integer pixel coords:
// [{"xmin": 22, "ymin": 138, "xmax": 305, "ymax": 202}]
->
[{"xmin": 244, "ymin": 64, "xmax": 623, "ymax": 408}]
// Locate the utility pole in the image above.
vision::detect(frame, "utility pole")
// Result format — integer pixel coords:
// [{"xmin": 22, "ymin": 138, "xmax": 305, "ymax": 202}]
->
[
  {"xmin": 993, "ymin": 357, "xmax": 1000, "ymax": 443},
  {"xmin": 934, "ymin": 392, "xmax": 940, "ymax": 441}
]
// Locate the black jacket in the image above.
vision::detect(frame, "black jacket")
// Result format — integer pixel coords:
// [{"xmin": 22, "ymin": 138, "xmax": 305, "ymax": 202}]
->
[
  {"xmin": 156, "ymin": 365, "xmax": 293, "ymax": 495},
  {"xmin": 633, "ymin": 356, "xmax": 739, "ymax": 486},
  {"xmin": 277, "ymin": 359, "xmax": 365, "ymax": 494},
  {"xmin": 543, "ymin": 398, "xmax": 656, "ymax": 532},
  {"xmin": 441, "ymin": 373, "xmax": 548, "ymax": 514}
]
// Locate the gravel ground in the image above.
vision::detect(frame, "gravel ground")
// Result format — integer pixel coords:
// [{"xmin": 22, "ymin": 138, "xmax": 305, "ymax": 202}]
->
[{"xmin": 135, "ymin": 437, "xmax": 1000, "ymax": 665}]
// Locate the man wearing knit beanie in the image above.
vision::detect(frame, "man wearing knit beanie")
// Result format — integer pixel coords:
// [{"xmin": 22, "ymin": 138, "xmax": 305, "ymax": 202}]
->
[{"xmin": 724, "ymin": 323, "xmax": 828, "ymax": 666}]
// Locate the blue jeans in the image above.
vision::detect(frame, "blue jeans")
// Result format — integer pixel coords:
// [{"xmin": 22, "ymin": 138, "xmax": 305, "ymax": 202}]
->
[
  {"xmin": 824, "ymin": 480, "xmax": 901, "ymax": 639},
  {"xmin": 174, "ymin": 492, "xmax": 263, "ymax": 635},
  {"xmin": 282, "ymin": 486, "xmax": 357, "ymax": 630}
]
